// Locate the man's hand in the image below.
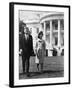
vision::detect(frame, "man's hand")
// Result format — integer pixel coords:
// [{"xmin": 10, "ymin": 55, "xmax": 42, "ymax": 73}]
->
[
  {"xmin": 20, "ymin": 49, "xmax": 22, "ymax": 52},
  {"xmin": 19, "ymin": 49, "xmax": 22, "ymax": 54}
]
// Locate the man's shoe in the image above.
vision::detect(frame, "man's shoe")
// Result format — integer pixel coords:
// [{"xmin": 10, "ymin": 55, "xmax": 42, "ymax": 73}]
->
[{"xmin": 27, "ymin": 73, "xmax": 31, "ymax": 77}]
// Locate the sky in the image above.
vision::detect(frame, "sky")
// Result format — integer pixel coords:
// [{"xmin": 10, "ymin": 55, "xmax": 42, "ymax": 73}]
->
[
  {"xmin": 19, "ymin": 10, "xmax": 64, "ymax": 23},
  {"xmin": 19, "ymin": 11, "xmax": 55, "ymax": 23}
]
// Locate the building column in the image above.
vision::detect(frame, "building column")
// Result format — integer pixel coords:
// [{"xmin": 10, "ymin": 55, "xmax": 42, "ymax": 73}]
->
[
  {"xmin": 43, "ymin": 21, "xmax": 46, "ymax": 40},
  {"xmin": 50, "ymin": 20, "xmax": 53, "ymax": 46},
  {"xmin": 58, "ymin": 19, "xmax": 61, "ymax": 47},
  {"xmin": 40, "ymin": 23, "xmax": 43, "ymax": 31}
]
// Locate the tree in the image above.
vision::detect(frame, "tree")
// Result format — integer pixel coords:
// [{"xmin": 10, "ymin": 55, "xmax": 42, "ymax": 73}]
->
[
  {"xmin": 19, "ymin": 21, "xmax": 26, "ymax": 51},
  {"xmin": 19, "ymin": 20, "xmax": 26, "ymax": 34}
]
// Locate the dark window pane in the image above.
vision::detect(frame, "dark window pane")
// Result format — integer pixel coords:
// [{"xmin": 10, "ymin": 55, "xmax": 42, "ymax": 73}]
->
[
  {"xmin": 37, "ymin": 28, "xmax": 39, "ymax": 33},
  {"xmin": 60, "ymin": 19, "xmax": 64, "ymax": 30},
  {"xmin": 52, "ymin": 20, "xmax": 58, "ymax": 30},
  {"xmin": 55, "ymin": 37, "xmax": 58, "ymax": 45},
  {"xmin": 46, "ymin": 21, "xmax": 50, "ymax": 31}
]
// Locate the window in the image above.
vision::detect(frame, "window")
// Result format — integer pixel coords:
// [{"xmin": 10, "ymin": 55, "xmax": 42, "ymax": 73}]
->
[
  {"xmin": 60, "ymin": 19, "xmax": 64, "ymax": 30},
  {"xmin": 55, "ymin": 37, "xmax": 58, "ymax": 45},
  {"xmin": 37, "ymin": 28, "xmax": 39, "ymax": 33},
  {"xmin": 46, "ymin": 21, "xmax": 50, "ymax": 31},
  {"xmin": 52, "ymin": 20, "xmax": 58, "ymax": 30}
]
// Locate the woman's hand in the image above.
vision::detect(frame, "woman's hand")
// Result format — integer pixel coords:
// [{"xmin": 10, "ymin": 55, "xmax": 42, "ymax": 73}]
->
[{"xmin": 34, "ymin": 49, "xmax": 37, "ymax": 55}]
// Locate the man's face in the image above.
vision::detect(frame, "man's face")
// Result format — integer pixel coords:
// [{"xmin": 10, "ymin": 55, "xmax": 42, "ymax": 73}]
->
[{"xmin": 24, "ymin": 28, "xmax": 29, "ymax": 35}]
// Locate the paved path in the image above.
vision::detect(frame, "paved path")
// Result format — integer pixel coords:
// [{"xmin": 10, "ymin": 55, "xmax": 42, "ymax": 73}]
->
[
  {"xmin": 19, "ymin": 70, "xmax": 64, "ymax": 79},
  {"xmin": 19, "ymin": 56, "xmax": 64, "ymax": 73}
]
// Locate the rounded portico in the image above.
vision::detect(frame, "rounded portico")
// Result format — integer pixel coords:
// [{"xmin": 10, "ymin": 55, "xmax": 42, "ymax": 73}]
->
[{"xmin": 40, "ymin": 13, "xmax": 64, "ymax": 56}]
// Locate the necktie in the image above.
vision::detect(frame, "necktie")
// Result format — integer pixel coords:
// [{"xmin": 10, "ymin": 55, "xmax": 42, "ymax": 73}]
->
[{"xmin": 25, "ymin": 35, "xmax": 28, "ymax": 40}]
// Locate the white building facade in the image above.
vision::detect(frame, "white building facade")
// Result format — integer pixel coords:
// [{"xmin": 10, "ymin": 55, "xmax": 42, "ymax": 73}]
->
[{"xmin": 23, "ymin": 12, "xmax": 64, "ymax": 56}]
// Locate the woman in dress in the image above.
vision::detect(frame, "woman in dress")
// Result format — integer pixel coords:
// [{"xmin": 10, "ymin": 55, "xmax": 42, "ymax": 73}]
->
[{"xmin": 35, "ymin": 31, "xmax": 46, "ymax": 72}]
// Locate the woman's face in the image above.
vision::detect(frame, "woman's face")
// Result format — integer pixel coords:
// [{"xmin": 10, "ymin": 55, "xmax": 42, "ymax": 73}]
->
[{"xmin": 39, "ymin": 34, "xmax": 43, "ymax": 39}]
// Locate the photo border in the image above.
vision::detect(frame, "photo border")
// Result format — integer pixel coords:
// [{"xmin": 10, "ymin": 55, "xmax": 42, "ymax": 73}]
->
[{"xmin": 9, "ymin": 2, "xmax": 70, "ymax": 88}]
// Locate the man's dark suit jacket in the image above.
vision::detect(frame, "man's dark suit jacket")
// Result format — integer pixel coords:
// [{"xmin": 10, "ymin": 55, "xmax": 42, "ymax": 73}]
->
[{"xmin": 20, "ymin": 34, "xmax": 33, "ymax": 57}]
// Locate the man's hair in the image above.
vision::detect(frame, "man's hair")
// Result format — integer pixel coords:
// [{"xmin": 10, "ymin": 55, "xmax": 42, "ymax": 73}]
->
[
  {"xmin": 24, "ymin": 27, "xmax": 29, "ymax": 34},
  {"xmin": 24, "ymin": 27, "xmax": 29, "ymax": 30}
]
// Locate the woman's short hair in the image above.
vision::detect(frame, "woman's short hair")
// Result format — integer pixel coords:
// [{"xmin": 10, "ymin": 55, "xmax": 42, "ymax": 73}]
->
[{"xmin": 38, "ymin": 31, "xmax": 43, "ymax": 38}]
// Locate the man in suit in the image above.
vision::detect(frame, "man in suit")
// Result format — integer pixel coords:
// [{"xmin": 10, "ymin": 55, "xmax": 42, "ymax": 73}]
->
[{"xmin": 20, "ymin": 27, "xmax": 33, "ymax": 77}]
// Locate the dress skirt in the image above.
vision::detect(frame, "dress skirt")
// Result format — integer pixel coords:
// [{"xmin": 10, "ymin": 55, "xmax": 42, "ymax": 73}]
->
[{"xmin": 35, "ymin": 49, "xmax": 45, "ymax": 64}]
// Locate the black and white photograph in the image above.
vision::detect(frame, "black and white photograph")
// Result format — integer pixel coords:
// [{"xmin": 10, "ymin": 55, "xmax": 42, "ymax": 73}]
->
[
  {"xmin": 9, "ymin": 2, "xmax": 70, "ymax": 87},
  {"xmin": 19, "ymin": 10, "xmax": 64, "ymax": 79}
]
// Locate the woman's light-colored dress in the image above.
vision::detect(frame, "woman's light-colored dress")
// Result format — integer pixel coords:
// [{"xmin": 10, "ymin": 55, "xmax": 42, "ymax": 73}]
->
[{"xmin": 35, "ymin": 38, "xmax": 45, "ymax": 64}]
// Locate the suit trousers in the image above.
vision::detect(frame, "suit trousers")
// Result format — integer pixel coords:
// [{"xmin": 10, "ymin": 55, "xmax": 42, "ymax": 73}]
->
[{"xmin": 22, "ymin": 55, "xmax": 30, "ymax": 74}]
